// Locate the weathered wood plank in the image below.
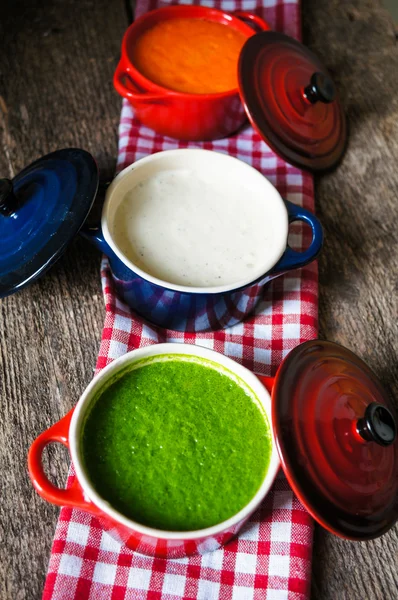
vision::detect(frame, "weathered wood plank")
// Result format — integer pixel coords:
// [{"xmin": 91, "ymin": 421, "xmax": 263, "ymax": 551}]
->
[
  {"xmin": 0, "ymin": 1, "xmax": 128, "ymax": 598},
  {"xmin": 302, "ymin": 1, "xmax": 398, "ymax": 598}
]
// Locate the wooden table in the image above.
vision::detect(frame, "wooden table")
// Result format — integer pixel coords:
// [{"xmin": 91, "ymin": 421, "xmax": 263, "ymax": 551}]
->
[{"xmin": 0, "ymin": 0, "xmax": 397, "ymax": 598}]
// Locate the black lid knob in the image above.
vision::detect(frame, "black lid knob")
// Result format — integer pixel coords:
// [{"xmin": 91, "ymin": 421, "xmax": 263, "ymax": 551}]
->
[
  {"xmin": 0, "ymin": 178, "xmax": 18, "ymax": 216},
  {"xmin": 304, "ymin": 72, "xmax": 336, "ymax": 104},
  {"xmin": 357, "ymin": 403, "xmax": 397, "ymax": 447}
]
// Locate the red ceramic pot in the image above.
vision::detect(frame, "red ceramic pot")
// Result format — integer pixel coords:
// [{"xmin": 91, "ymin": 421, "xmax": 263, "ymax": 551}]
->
[
  {"xmin": 28, "ymin": 341, "xmax": 398, "ymax": 556},
  {"xmin": 113, "ymin": 5, "xmax": 270, "ymax": 141},
  {"xmin": 28, "ymin": 344, "xmax": 280, "ymax": 559}
]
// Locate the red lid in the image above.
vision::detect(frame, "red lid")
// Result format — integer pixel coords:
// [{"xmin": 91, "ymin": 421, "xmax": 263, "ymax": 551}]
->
[
  {"xmin": 238, "ymin": 32, "xmax": 347, "ymax": 171},
  {"xmin": 272, "ymin": 340, "xmax": 398, "ymax": 540}
]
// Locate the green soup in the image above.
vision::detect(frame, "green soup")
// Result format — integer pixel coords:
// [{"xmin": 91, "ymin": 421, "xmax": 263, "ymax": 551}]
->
[{"xmin": 81, "ymin": 356, "xmax": 272, "ymax": 531}]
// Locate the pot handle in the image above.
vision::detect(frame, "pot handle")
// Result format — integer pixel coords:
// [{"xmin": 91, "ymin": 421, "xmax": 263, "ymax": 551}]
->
[
  {"xmin": 232, "ymin": 11, "xmax": 271, "ymax": 32},
  {"xmin": 80, "ymin": 223, "xmax": 111, "ymax": 254},
  {"xmin": 256, "ymin": 374, "xmax": 275, "ymax": 395},
  {"xmin": 80, "ymin": 224, "xmax": 121, "ymax": 265},
  {"xmin": 28, "ymin": 410, "xmax": 97, "ymax": 512},
  {"xmin": 272, "ymin": 200, "xmax": 323, "ymax": 273},
  {"xmin": 114, "ymin": 61, "xmax": 168, "ymax": 104}
]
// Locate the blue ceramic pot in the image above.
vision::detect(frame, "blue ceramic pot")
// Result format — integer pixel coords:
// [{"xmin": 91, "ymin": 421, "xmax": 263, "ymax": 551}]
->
[{"xmin": 82, "ymin": 150, "xmax": 322, "ymax": 332}]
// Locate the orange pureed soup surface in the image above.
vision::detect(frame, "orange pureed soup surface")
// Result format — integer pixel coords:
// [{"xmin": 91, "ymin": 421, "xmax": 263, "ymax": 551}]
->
[{"xmin": 131, "ymin": 18, "xmax": 249, "ymax": 94}]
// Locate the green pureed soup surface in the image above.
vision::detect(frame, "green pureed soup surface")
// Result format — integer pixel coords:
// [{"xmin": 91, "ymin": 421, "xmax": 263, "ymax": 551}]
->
[{"xmin": 82, "ymin": 356, "xmax": 272, "ymax": 531}]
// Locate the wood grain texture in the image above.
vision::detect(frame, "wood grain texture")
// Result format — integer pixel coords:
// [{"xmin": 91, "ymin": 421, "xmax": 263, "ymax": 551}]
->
[
  {"xmin": 302, "ymin": 1, "xmax": 398, "ymax": 598},
  {"xmin": 0, "ymin": 1, "xmax": 127, "ymax": 598},
  {"xmin": 0, "ymin": 0, "xmax": 397, "ymax": 598}
]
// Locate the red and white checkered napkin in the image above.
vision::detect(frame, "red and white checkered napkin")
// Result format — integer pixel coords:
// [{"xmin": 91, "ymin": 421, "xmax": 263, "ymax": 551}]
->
[{"xmin": 43, "ymin": 1, "xmax": 318, "ymax": 598}]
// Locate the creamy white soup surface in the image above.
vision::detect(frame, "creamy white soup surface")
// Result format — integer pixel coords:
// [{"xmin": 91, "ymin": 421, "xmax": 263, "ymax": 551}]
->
[{"xmin": 113, "ymin": 169, "xmax": 283, "ymax": 288}]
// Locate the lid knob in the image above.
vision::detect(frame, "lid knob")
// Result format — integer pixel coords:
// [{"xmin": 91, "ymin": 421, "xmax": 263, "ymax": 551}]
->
[
  {"xmin": 0, "ymin": 178, "xmax": 18, "ymax": 217},
  {"xmin": 357, "ymin": 403, "xmax": 397, "ymax": 447},
  {"xmin": 304, "ymin": 72, "xmax": 336, "ymax": 104}
]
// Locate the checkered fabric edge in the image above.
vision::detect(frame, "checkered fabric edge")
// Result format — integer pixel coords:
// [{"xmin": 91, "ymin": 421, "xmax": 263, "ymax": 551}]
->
[{"xmin": 42, "ymin": 1, "xmax": 317, "ymax": 599}]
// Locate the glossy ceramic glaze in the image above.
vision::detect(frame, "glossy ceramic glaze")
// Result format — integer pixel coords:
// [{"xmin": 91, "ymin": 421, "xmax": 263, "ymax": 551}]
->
[
  {"xmin": 28, "ymin": 343, "xmax": 280, "ymax": 558},
  {"xmin": 238, "ymin": 32, "xmax": 347, "ymax": 170},
  {"xmin": 81, "ymin": 150, "xmax": 323, "ymax": 332},
  {"xmin": 113, "ymin": 5, "xmax": 271, "ymax": 140},
  {"xmin": 0, "ymin": 149, "xmax": 99, "ymax": 298},
  {"xmin": 271, "ymin": 340, "xmax": 398, "ymax": 540}
]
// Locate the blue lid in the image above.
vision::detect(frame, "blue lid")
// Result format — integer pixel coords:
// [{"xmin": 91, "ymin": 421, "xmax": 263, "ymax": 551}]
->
[{"xmin": 0, "ymin": 148, "xmax": 98, "ymax": 298}]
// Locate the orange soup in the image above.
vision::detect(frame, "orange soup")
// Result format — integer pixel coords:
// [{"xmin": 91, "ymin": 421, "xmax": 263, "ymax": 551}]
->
[{"xmin": 131, "ymin": 18, "xmax": 249, "ymax": 94}]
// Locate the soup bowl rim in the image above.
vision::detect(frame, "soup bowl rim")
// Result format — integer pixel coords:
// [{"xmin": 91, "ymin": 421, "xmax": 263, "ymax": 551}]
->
[
  {"xmin": 69, "ymin": 342, "xmax": 281, "ymax": 540},
  {"xmin": 120, "ymin": 4, "xmax": 261, "ymax": 99},
  {"xmin": 101, "ymin": 148, "xmax": 289, "ymax": 295}
]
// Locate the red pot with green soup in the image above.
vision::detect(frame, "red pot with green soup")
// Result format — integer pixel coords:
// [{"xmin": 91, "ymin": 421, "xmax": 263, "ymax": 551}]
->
[
  {"xmin": 28, "ymin": 340, "xmax": 398, "ymax": 556},
  {"xmin": 28, "ymin": 344, "xmax": 280, "ymax": 558}
]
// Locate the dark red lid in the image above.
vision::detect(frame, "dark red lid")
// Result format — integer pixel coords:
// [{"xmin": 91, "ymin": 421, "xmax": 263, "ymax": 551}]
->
[
  {"xmin": 238, "ymin": 31, "xmax": 347, "ymax": 171},
  {"xmin": 272, "ymin": 340, "xmax": 398, "ymax": 540}
]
